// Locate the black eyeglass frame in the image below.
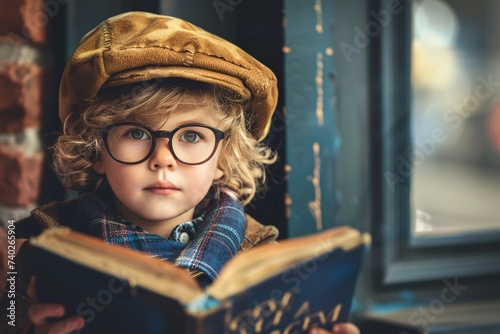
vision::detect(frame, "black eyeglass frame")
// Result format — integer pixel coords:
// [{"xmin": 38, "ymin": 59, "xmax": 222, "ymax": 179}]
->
[{"xmin": 100, "ymin": 122, "xmax": 226, "ymax": 165}]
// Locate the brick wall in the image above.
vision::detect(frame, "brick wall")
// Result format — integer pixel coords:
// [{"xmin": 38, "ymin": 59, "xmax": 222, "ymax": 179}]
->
[
  {"xmin": 0, "ymin": 0, "xmax": 53, "ymax": 225},
  {"xmin": 0, "ymin": 0, "xmax": 58, "ymax": 291}
]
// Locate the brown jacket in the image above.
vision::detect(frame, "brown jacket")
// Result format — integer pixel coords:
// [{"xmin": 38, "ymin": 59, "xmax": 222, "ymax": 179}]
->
[{"xmin": 0, "ymin": 197, "xmax": 279, "ymax": 334}]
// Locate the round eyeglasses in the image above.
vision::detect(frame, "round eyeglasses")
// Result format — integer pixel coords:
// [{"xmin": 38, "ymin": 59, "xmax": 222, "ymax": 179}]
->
[{"xmin": 100, "ymin": 122, "xmax": 226, "ymax": 165}]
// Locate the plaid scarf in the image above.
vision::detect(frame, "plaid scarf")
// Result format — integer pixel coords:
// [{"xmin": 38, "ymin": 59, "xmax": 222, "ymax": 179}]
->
[{"xmin": 72, "ymin": 191, "xmax": 246, "ymax": 288}]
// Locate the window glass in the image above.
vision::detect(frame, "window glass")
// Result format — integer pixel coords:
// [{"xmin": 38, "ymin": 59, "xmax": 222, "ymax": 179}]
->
[{"xmin": 411, "ymin": 0, "xmax": 500, "ymax": 237}]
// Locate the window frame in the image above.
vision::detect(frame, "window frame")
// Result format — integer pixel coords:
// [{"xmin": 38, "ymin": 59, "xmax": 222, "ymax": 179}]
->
[{"xmin": 369, "ymin": 0, "xmax": 500, "ymax": 289}]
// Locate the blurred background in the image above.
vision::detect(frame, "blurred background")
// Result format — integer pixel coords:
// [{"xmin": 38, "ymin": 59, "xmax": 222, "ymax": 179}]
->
[{"xmin": 1, "ymin": 0, "xmax": 499, "ymax": 333}]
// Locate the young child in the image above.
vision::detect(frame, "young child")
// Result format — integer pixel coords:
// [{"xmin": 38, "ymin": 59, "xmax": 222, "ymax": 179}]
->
[{"xmin": 0, "ymin": 12, "xmax": 360, "ymax": 334}]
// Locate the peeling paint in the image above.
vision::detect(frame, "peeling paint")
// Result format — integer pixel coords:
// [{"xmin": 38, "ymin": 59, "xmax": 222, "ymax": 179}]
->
[
  {"xmin": 284, "ymin": 164, "xmax": 292, "ymax": 181},
  {"xmin": 284, "ymin": 164, "xmax": 292, "ymax": 220},
  {"xmin": 316, "ymin": 52, "xmax": 324, "ymax": 126},
  {"xmin": 285, "ymin": 192, "xmax": 292, "ymax": 220},
  {"xmin": 307, "ymin": 142, "xmax": 322, "ymax": 230},
  {"xmin": 314, "ymin": 0, "xmax": 323, "ymax": 33}
]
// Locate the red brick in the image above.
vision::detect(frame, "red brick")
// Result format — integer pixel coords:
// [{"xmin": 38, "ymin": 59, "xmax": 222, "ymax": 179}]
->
[
  {"xmin": 0, "ymin": 0, "xmax": 49, "ymax": 44},
  {"xmin": 0, "ymin": 146, "xmax": 43, "ymax": 207},
  {"xmin": 0, "ymin": 63, "xmax": 43, "ymax": 133}
]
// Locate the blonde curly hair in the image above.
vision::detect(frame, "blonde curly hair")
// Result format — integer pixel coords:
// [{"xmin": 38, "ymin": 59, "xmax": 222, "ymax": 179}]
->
[{"xmin": 51, "ymin": 79, "xmax": 277, "ymax": 206}]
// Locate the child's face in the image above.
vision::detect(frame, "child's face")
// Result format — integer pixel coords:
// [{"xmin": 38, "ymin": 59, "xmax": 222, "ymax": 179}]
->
[{"xmin": 94, "ymin": 104, "xmax": 224, "ymax": 234}]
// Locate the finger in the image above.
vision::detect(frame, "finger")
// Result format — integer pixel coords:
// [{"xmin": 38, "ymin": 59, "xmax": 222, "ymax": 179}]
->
[
  {"xmin": 26, "ymin": 276, "xmax": 38, "ymax": 302},
  {"xmin": 28, "ymin": 303, "xmax": 65, "ymax": 324},
  {"xmin": 332, "ymin": 323, "xmax": 361, "ymax": 334},
  {"xmin": 308, "ymin": 323, "xmax": 361, "ymax": 334},
  {"xmin": 36, "ymin": 316, "xmax": 85, "ymax": 334},
  {"xmin": 308, "ymin": 327, "xmax": 332, "ymax": 334}
]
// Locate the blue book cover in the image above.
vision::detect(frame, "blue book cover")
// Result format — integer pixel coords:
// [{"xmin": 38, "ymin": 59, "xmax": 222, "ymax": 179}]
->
[{"xmin": 30, "ymin": 226, "xmax": 370, "ymax": 334}]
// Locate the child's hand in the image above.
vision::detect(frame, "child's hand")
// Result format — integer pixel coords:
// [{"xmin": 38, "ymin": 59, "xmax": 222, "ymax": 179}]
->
[
  {"xmin": 27, "ymin": 277, "xmax": 85, "ymax": 334},
  {"xmin": 308, "ymin": 322, "xmax": 361, "ymax": 334}
]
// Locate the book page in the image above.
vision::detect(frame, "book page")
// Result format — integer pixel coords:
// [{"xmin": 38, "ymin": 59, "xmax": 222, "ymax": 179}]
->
[{"xmin": 208, "ymin": 226, "xmax": 371, "ymax": 299}]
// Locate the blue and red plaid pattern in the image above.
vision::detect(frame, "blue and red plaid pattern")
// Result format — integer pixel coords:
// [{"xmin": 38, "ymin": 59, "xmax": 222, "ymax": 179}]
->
[{"xmin": 72, "ymin": 191, "xmax": 246, "ymax": 288}]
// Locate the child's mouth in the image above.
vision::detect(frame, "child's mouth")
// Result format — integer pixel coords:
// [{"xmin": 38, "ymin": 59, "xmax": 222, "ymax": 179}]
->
[{"xmin": 144, "ymin": 182, "xmax": 179, "ymax": 194}]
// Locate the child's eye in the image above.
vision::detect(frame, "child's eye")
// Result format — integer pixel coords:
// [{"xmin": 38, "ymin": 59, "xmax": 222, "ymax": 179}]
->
[
  {"xmin": 180, "ymin": 131, "xmax": 202, "ymax": 143},
  {"xmin": 126, "ymin": 128, "xmax": 149, "ymax": 140}
]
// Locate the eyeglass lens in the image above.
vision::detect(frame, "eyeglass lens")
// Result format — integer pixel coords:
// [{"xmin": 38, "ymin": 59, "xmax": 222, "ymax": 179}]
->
[{"xmin": 105, "ymin": 124, "xmax": 220, "ymax": 165}]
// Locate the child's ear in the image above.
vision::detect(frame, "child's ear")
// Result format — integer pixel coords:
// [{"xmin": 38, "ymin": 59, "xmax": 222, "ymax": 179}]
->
[
  {"xmin": 93, "ymin": 160, "xmax": 105, "ymax": 175},
  {"xmin": 214, "ymin": 167, "xmax": 224, "ymax": 180}
]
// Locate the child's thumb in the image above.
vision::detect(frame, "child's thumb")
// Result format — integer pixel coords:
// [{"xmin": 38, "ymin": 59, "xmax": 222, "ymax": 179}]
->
[{"xmin": 26, "ymin": 276, "xmax": 38, "ymax": 302}]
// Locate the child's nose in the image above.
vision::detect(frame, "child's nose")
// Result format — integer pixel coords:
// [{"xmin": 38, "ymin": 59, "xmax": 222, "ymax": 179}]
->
[{"xmin": 148, "ymin": 139, "xmax": 177, "ymax": 169}]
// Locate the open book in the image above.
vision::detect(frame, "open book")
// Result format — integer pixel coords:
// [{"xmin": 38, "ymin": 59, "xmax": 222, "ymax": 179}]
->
[{"xmin": 29, "ymin": 226, "xmax": 370, "ymax": 334}]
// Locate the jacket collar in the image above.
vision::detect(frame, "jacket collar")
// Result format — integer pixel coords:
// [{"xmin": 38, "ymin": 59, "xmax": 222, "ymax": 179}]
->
[{"xmin": 15, "ymin": 196, "xmax": 279, "ymax": 249}]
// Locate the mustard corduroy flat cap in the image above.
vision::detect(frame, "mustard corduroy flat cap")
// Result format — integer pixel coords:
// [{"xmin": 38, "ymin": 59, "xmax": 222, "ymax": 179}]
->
[{"xmin": 59, "ymin": 11, "xmax": 278, "ymax": 141}]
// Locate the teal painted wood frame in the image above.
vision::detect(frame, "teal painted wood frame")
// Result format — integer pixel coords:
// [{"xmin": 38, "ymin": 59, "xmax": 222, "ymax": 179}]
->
[{"xmin": 284, "ymin": 0, "xmax": 340, "ymax": 237}]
